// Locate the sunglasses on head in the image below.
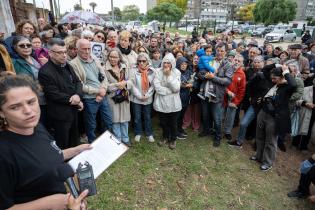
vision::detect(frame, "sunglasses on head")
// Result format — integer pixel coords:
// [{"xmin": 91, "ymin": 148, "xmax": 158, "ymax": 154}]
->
[{"xmin": 18, "ymin": 44, "xmax": 32, "ymax": 49}]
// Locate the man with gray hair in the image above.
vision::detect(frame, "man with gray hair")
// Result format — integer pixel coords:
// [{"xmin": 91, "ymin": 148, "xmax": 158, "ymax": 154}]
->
[
  {"xmin": 39, "ymin": 38, "xmax": 83, "ymax": 149},
  {"xmin": 70, "ymin": 39, "xmax": 113, "ymax": 142}
]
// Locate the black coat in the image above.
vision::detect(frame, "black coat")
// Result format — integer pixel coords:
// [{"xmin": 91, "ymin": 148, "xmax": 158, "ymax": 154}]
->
[
  {"xmin": 38, "ymin": 60, "xmax": 83, "ymax": 122},
  {"xmin": 271, "ymin": 73, "xmax": 297, "ymax": 135}
]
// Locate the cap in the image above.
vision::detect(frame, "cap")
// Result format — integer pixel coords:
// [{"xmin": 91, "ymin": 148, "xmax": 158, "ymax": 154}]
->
[
  {"xmin": 248, "ymin": 40, "xmax": 258, "ymax": 47},
  {"xmin": 289, "ymin": 44, "xmax": 302, "ymax": 49},
  {"xmin": 228, "ymin": 51, "xmax": 236, "ymax": 57}
]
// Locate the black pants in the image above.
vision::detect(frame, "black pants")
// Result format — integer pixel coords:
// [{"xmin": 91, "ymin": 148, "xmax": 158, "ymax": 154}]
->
[
  {"xmin": 292, "ymin": 111, "xmax": 315, "ymax": 150},
  {"xmin": 177, "ymin": 106, "xmax": 188, "ymax": 134},
  {"xmin": 159, "ymin": 111, "xmax": 179, "ymax": 142},
  {"xmin": 298, "ymin": 165, "xmax": 315, "ymax": 195},
  {"xmin": 51, "ymin": 115, "xmax": 79, "ymax": 149}
]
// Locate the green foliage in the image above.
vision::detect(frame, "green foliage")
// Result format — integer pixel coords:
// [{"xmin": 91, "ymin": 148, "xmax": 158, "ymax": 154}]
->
[
  {"xmin": 122, "ymin": 4, "xmax": 140, "ymax": 21},
  {"xmin": 73, "ymin": 4, "xmax": 82, "ymax": 11},
  {"xmin": 147, "ymin": 2, "xmax": 184, "ymax": 24},
  {"xmin": 158, "ymin": 0, "xmax": 188, "ymax": 13},
  {"xmin": 253, "ymin": 0, "xmax": 296, "ymax": 25},
  {"xmin": 89, "ymin": 2, "xmax": 97, "ymax": 13},
  {"xmin": 109, "ymin": 7, "xmax": 122, "ymax": 21},
  {"xmin": 237, "ymin": 3, "xmax": 255, "ymax": 22}
]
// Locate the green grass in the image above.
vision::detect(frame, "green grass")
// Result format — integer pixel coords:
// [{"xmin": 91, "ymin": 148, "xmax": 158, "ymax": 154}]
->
[{"xmin": 87, "ymin": 119, "xmax": 313, "ymax": 210}]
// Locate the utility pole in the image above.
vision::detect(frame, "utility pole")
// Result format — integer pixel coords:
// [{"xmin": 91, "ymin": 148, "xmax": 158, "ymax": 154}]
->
[{"xmin": 111, "ymin": 0, "xmax": 115, "ymax": 26}]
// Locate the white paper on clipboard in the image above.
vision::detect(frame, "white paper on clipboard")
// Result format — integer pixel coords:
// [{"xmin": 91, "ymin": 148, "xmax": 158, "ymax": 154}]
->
[{"xmin": 68, "ymin": 131, "xmax": 129, "ymax": 178}]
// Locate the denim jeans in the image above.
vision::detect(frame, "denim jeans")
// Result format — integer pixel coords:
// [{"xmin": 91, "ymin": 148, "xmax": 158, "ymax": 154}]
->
[
  {"xmin": 132, "ymin": 103, "xmax": 153, "ymax": 136},
  {"xmin": 201, "ymin": 100, "xmax": 214, "ymax": 133},
  {"xmin": 83, "ymin": 97, "xmax": 113, "ymax": 142},
  {"xmin": 210, "ymin": 102, "xmax": 223, "ymax": 142},
  {"xmin": 236, "ymin": 105, "xmax": 256, "ymax": 144},
  {"xmin": 223, "ymin": 106, "xmax": 237, "ymax": 135},
  {"xmin": 112, "ymin": 122, "xmax": 129, "ymax": 143}
]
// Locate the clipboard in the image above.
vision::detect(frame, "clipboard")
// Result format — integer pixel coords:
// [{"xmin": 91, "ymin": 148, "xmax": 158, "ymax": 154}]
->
[{"xmin": 68, "ymin": 131, "xmax": 129, "ymax": 178}]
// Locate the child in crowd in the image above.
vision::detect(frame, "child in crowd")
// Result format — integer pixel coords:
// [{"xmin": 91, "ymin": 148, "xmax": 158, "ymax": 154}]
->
[
  {"xmin": 151, "ymin": 49, "xmax": 162, "ymax": 68},
  {"xmin": 195, "ymin": 44, "xmax": 216, "ymax": 100}
]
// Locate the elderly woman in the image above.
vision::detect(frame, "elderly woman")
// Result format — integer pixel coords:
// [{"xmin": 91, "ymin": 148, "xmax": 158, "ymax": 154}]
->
[
  {"xmin": 64, "ymin": 36, "xmax": 79, "ymax": 61},
  {"xmin": 117, "ymin": 30, "xmax": 138, "ymax": 70},
  {"xmin": 130, "ymin": 53, "xmax": 156, "ymax": 142},
  {"xmin": 5, "ymin": 20, "xmax": 37, "ymax": 58},
  {"xmin": 105, "ymin": 48, "xmax": 133, "ymax": 146},
  {"xmin": 81, "ymin": 30, "xmax": 94, "ymax": 42},
  {"xmin": 154, "ymin": 53, "xmax": 182, "ymax": 149},
  {"xmin": 292, "ymin": 78, "xmax": 315, "ymax": 152}
]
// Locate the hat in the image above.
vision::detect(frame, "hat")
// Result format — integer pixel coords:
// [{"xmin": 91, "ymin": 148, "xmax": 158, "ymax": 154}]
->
[
  {"xmin": 279, "ymin": 50, "xmax": 289, "ymax": 57},
  {"xmin": 289, "ymin": 44, "xmax": 302, "ymax": 49},
  {"xmin": 248, "ymin": 40, "xmax": 258, "ymax": 47},
  {"xmin": 275, "ymin": 46, "xmax": 283, "ymax": 51},
  {"xmin": 228, "ymin": 51, "xmax": 236, "ymax": 57},
  {"xmin": 302, "ymin": 44, "xmax": 308, "ymax": 49}
]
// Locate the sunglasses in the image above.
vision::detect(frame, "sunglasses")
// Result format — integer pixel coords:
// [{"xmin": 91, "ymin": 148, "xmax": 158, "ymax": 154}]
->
[
  {"xmin": 97, "ymin": 35, "xmax": 105, "ymax": 40},
  {"xmin": 18, "ymin": 44, "xmax": 32, "ymax": 49},
  {"xmin": 138, "ymin": 60, "xmax": 147, "ymax": 63}
]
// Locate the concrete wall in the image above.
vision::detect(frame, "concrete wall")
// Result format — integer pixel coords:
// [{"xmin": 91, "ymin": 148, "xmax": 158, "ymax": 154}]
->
[{"xmin": 0, "ymin": 0, "xmax": 15, "ymax": 38}]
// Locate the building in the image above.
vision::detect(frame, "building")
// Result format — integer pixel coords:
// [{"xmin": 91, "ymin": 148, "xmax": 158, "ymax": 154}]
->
[
  {"xmin": 147, "ymin": 0, "xmax": 157, "ymax": 11},
  {"xmin": 296, "ymin": 0, "xmax": 315, "ymax": 21},
  {"xmin": 186, "ymin": 0, "xmax": 253, "ymax": 22}
]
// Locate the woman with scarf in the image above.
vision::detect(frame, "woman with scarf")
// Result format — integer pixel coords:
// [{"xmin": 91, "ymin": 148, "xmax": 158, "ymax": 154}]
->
[
  {"xmin": 130, "ymin": 53, "xmax": 156, "ymax": 143},
  {"xmin": 117, "ymin": 30, "xmax": 138, "ymax": 70},
  {"xmin": 154, "ymin": 53, "xmax": 181, "ymax": 149}
]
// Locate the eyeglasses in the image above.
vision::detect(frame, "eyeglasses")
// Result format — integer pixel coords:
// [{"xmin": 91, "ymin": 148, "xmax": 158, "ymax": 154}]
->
[
  {"xmin": 18, "ymin": 44, "xmax": 32, "ymax": 49},
  {"xmin": 96, "ymin": 35, "xmax": 105, "ymax": 41},
  {"xmin": 51, "ymin": 50, "xmax": 67, "ymax": 55},
  {"xmin": 138, "ymin": 60, "xmax": 147, "ymax": 63}
]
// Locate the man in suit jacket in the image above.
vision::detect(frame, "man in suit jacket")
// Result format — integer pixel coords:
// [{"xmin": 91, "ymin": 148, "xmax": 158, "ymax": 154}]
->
[{"xmin": 39, "ymin": 38, "xmax": 83, "ymax": 149}]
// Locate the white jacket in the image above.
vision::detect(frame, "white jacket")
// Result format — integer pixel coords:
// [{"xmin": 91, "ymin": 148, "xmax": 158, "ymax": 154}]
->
[{"xmin": 153, "ymin": 53, "xmax": 182, "ymax": 113}]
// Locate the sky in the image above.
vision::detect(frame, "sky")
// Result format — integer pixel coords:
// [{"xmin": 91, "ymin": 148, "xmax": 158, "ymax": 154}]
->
[{"xmin": 26, "ymin": 0, "xmax": 148, "ymax": 14}]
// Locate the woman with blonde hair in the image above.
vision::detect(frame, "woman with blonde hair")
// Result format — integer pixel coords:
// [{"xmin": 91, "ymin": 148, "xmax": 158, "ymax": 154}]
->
[{"xmin": 117, "ymin": 30, "xmax": 138, "ymax": 69}]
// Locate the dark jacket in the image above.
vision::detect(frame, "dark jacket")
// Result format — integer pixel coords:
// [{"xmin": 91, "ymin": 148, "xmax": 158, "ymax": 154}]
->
[
  {"xmin": 38, "ymin": 60, "xmax": 83, "ymax": 122},
  {"xmin": 263, "ymin": 72, "xmax": 297, "ymax": 135},
  {"xmin": 176, "ymin": 57, "xmax": 192, "ymax": 107}
]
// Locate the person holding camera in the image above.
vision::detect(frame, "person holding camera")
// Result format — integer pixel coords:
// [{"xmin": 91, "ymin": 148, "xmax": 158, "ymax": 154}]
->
[
  {"xmin": 105, "ymin": 48, "xmax": 134, "ymax": 146},
  {"xmin": 70, "ymin": 39, "xmax": 113, "ymax": 143},
  {"xmin": 252, "ymin": 65, "xmax": 297, "ymax": 171},
  {"xmin": 0, "ymin": 74, "xmax": 90, "ymax": 210}
]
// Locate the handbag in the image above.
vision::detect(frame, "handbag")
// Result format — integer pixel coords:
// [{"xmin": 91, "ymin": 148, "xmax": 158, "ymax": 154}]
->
[{"xmin": 108, "ymin": 68, "xmax": 129, "ymax": 104}]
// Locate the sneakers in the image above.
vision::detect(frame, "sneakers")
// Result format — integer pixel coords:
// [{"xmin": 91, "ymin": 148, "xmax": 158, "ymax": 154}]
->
[
  {"xmin": 181, "ymin": 130, "xmax": 188, "ymax": 137},
  {"xmin": 213, "ymin": 140, "xmax": 220, "ymax": 147},
  {"xmin": 134, "ymin": 135, "xmax": 141, "ymax": 142},
  {"xmin": 197, "ymin": 92, "xmax": 206, "ymax": 100},
  {"xmin": 177, "ymin": 133, "xmax": 187, "ymax": 140},
  {"xmin": 260, "ymin": 164, "xmax": 272, "ymax": 171},
  {"xmin": 169, "ymin": 141, "xmax": 176, "ymax": 150},
  {"xmin": 148, "ymin": 135, "xmax": 155, "ymax": 142},
  {"xmin": 287, "ymin": 190, "xmax": 308, "ymax": 199},
  {"xmin": 250, "ymin": 155, "xmax": 258, "ymax": 161},
  {"xmin": 224, "ymin": 134, "xmax": 232, "ymax": 141},
  {"xmin": 228, "ymin": 140, "xmax": 242, "ymax": 149}
]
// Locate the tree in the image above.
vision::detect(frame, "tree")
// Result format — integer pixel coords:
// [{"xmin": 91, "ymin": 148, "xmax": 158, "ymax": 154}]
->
[
  {"xmin": 237, "ymin": 3, "xmax": 255, "ymax": 22},
  {"xmin": 157, "ymin": 0, "xmax": 188, "ymax": 13},
  {"xmin": 108, "ymin": 7, "xmax": 122, "ymax": 21},
  {"xmin": 122, "ymin": 5, "xmax": 140, "ymax": 21},
  {"xmin": 147, "ymin": 2, "xmax": 184, "ymax": 30},
  {"xmin": 89, "ymin": 2, "xmax": 97, "ymax": 13},
  {"xmin": 73, "ymin": 3, "xmax": 82, "ymax": 11},
  {"xmin": 253, "ymin": 0, "xmax": 296, "ymax": 25}
]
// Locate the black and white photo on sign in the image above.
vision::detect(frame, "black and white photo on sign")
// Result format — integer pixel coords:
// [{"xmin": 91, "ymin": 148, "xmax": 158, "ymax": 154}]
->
[{"xmin": 91, "ymin": 42, "xmax": 105, "ymax": 60}]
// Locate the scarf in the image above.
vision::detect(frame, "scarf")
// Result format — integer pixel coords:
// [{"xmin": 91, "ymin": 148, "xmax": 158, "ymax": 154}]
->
[
  {"xmin": 139, "ymin": 66, "xmax": 149, "ymax": 93},
  {"xmin": 0, "ymin": 44, "xmax": 15, "ymax": 73},
  {"xmin": 118, "ymin": 44, "xmax": 131, "ymax": 55}
]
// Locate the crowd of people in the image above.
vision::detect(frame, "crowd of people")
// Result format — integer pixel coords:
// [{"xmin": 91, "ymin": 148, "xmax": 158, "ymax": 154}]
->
[{"xmin": 1, "ymin": 18, "xmax": 315, "ymax": 208}]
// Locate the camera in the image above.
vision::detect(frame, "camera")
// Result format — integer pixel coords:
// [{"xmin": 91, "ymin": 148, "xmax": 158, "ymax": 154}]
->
[
  {"xmin": 76, "ymin": 162, "xmax": 97, "ymax": 196},
  {"xmin": 98, "ymin": 72, "xmax": 105, "ymax": 82}
]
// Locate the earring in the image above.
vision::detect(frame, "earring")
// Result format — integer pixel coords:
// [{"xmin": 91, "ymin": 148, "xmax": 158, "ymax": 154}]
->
[{"xmin": 1, "ymin": 117, "xmax": 7, "ymax": 126}]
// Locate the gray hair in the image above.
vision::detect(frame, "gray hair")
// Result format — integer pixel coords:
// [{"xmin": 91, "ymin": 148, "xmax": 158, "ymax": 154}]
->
[
  {"xmin": 47, "ymin": 38, "xmax": 65, "ymax": 50},
  {"xmin": 137, "ymin": 52, "xmax": 152, "ymax": 66},
  {"xmin": 107, "ymin": 48, "xmax": 124, "ymax": 64},
  {"xmin": 81, "ymin": 30, "xmax": 94, "ymax": 39}
]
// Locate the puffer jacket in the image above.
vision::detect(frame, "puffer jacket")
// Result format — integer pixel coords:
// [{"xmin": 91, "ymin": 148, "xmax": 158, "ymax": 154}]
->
[
  {"xmin": 196, "ymin": 48, "xmax": 215, "ymax": 73},
  {"xmin": 153, "ymin": 53, "xmax": 182, "ymax": 113}
]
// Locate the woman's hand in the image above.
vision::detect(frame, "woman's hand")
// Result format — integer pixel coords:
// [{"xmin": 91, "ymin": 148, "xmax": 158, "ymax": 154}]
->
[
  {"xmin": 163, "ymin": 67, "xmax": 171, "ymax": 76},
  {"xmin": 117, "ymin": 81, "xmax": 127, "ymax": 90},
  {"xmin": 67, "ymin": 190, "xmax": 89, "ymax": 210},
  {"xmin": 38, "ymin": 56, "xmax": 48, "ymax": 66},
  {"xmin": 205, "ymin": 72, "xmax": 215, "ymax": 79},
  {"xmin": 305, "ymin": 103, "xmax": 315, "ymax": 109}
]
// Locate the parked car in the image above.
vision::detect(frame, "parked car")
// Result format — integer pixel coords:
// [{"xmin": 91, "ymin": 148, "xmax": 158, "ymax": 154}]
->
[
  {"xmin": 265, "ymin": 29, "xmax": 297, "ymax": 42},
  {"xmin": 252, "ymin": 27, "xmax": 266, "ymax": 37}
]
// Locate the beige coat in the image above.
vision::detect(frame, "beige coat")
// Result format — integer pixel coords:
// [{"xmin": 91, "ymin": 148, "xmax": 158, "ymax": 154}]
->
[
  {"xmin": 296, "ymin": 86, "xmax": 315, "ymax": 137},
  {"xmin": 105, "ymin": 61, "xmax": 134, "ymax": 123},
  {"xmin": 121, "ymin": 50, "xmax": 138, "ymax": 70},
  {"xmin": 69, "ymin": 55, "xmax": 107, "ymax": 96}
]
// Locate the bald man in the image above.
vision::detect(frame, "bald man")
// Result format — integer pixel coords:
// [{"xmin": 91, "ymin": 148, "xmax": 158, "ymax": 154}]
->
[{"xmin": 70, "ymin": 39, "xmax": 113, "ymax": 142}]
